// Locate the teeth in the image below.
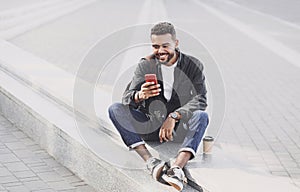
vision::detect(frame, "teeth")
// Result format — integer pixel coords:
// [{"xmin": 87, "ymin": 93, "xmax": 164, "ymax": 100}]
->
[
  {"xmin": 157, "ymin": 53, "xmax": 168, "ymax": 61},
  {"xmin": 160, "ymin": 55, "xmax": 167, "ymax": 59},
  {"xmin": 159, "ymin": 53, "xmax": 167, "ymax": 59}
]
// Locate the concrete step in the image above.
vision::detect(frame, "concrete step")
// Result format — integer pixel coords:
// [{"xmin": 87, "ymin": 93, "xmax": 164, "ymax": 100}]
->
[{"xmin": 0, "ymin": 39, "xmax": 184, "ymax": 191}]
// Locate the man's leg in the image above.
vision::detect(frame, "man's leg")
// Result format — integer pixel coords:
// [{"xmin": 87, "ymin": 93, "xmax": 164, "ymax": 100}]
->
[
  {"xmin": 173, "ymin": 151, "xmax": 192, "ymax": 169},
  {"xmin": 176, "ymin": 110, "xmax": 209, "ymax": 166},
  {"xmin": 134, "ymin": 144, "xmax": 152, "ymax": 161},
  {"xmin": 163, "ymin": 110, "xmax": 209, "ymax": 191},
  {"xmin": 108, "ymin": 103, "xmax": 165, "ymax": 180},
  {"xmin": 108, "ymin": 103, "xmax": 152, "ymax": 160}
]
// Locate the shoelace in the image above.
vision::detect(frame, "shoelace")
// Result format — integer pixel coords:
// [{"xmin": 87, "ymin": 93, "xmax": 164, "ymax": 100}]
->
[
  {"xmin": 171, "ymin": 167, "xmax": 188, "ymax": 184},
  {"xmin": 147, "ymin": 157, "xmax": 160, "ymax": 170}
]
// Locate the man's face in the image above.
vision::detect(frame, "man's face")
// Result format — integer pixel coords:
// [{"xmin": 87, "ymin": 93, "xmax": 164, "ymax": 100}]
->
[{"xmin": 151, "ymin": 34, "xmax": 178, "ymax": 65}]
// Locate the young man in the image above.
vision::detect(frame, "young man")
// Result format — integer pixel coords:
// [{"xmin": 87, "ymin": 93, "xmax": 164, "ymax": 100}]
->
[{"xmin": 108, "ymin": 22, "xmax": 209, "ymax": 191}]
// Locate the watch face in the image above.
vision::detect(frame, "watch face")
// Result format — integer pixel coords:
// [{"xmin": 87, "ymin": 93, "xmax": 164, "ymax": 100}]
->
[{"xmin": 171, "ymin": 112, "xmax": 178, "ymax": 119}]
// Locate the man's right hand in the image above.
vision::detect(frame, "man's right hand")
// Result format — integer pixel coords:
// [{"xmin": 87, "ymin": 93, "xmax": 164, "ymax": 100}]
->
[{"xmin": 135, "ymin": 82, "xmax": 161, "ymax": 102}]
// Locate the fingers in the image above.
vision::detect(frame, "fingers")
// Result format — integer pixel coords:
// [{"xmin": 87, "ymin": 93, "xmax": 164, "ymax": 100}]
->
[
  {"xmin": 141, "ymin": 82, "xmax": 156, "ymax": 88},
  {"xmin": 141, "ymin": 82, "xmax": 160, "ymax": 90},
  {"xmin": 159, "ymin": 128, "xmax": 168, "ymax": 143},
  {"xmin": 159, "ymin": 126, "xmax": 174, "ymax": 143},
  {"xmin": 166, "ymin": 128, "xmax": 173, "ymax": 141},
  {"xmin": 140, "ymin": 82, "xmax": 161, "ymax": 99},
  {"xmin": 159, "ymin": 128, "xmax": 173, "ymax": 143},
  {"xmin": 159, "ymin": 118, "xmax": 176, "ymax": 143},
  {"xmin": 159, "ymin": 129, "xmax": 163, "ymax": 143}
]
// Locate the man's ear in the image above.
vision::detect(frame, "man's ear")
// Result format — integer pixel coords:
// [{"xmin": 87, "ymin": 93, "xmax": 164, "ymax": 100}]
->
[{"xmin": 175, "ymin": 39, "xmax": 179, "ymax": 48}]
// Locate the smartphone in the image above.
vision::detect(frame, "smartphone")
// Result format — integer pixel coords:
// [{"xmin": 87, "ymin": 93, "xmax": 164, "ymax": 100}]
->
[{"xmin": 145, "ymin": 74, "xmax": 158, "ymax": 84}]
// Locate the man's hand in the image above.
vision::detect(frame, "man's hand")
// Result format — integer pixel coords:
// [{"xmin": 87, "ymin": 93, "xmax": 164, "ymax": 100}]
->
[
  {"xmin": 159, "ymin": 117, "xmax": 176, "ymax": 143},
  {"xmin": 136, "ymin": 82, "xmax": 161, "ymax": 101}
]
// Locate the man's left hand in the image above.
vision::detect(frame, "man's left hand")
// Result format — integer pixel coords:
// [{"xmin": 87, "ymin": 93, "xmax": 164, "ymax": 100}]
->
[{"xmin": 159, "ymin": 117, "xmax": 176, "ymax": 143}]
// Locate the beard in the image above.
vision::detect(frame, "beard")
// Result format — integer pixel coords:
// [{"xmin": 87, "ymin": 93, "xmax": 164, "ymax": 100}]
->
[{"xmin": 156, "ymin": 52, "xmax": 175, "ymax": 65}]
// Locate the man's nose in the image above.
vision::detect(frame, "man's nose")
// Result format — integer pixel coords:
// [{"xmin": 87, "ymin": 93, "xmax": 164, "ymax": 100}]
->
[{"xmin": 158, "ymin": 46, "xmax": 165, "ymax": 53}]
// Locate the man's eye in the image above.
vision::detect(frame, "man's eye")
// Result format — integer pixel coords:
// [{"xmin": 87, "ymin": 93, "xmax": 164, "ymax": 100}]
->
[
  {"xmin": 162, "ymin": 45, "xmax": 168, "ymax": 48},
  {"xmin": 152, "ymin": 45, "xmax": 160, "ymax": 49}
]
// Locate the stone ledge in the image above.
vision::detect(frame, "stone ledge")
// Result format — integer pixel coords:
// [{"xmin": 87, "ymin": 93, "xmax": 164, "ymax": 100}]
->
[
  {"xmin": 0, "ymin": 69, "xmax": 173, "ymax": 192},
  {"xmin": 0, "ymin": 38, "xmax": 178, "ymax": 191}
]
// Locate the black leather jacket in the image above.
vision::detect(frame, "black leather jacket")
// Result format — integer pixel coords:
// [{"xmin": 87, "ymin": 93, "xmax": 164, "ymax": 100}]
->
[{"xmin": 122, "ymin": 50, "xmax": 207, "ymax": 124}]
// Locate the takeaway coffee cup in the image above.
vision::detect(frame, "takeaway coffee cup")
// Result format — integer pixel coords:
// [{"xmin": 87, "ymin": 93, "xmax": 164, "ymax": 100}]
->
[{"xmin": 203, "ymin": 136, "xmax": 214, "ymax": 154}]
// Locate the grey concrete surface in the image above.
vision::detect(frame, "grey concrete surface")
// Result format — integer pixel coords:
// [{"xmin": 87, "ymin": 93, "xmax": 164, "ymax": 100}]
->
[
  {"xmin": 0, "ymin": 0, "xmax": 300, "ymax": 191},
  {"xmin": 0, "ymin": 0, "xmax": 43, "ymax": 11},
  {"xmin": 0, "ymin": 115, "xmax": 97, "ymax": 192},
  {"xmin": 9, "ymin": 0, "xmax": 146, "ymax": 75},
  {"xmin": 229, "ymin": 0, "xmax": 300, "ymax": 25}
]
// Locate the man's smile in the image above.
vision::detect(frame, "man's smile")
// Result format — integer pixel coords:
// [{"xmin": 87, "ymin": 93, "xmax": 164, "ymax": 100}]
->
[{"xmin": 157, "ymin": 53, "xmax": 169, "ymax": 61}]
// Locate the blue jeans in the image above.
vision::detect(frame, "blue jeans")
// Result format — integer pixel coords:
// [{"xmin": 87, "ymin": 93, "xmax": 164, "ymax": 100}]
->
[{"xmin": 108, "ymin": 103, "xmax": 209, "ymax": 159}]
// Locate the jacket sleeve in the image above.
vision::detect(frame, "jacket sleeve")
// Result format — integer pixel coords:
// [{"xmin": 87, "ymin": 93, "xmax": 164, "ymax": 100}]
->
[
  {"xmin": 122, "ymin": 59, "xmax": 147, "ymax": 108},
  {"xmin": 176, "ymin": 60, "xmax": 208, "ymax": 121}
]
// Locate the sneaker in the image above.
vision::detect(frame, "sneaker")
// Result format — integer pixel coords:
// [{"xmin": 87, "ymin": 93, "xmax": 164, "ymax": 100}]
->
[
  {"xmin": 162, "ymin": 166, "xmax": 187, "ymax": 191},
  {"xmin": 146, "ymin": 157, "xmax": 165, "ymax": 180}
]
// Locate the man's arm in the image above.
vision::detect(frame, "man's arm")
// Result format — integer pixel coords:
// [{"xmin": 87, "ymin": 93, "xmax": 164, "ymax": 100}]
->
[
  {"xmin": 122, "ymin": 59, "xmax": 160, "ymax": 107},
  {"xmin": 122, "ymin": 60, "xmax": 145, "ymax": 107}
]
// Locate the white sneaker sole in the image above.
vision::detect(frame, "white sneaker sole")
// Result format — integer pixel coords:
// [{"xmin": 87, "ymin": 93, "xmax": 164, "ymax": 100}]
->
[{"xmin": 162, "ymin": 174, "xmax": 183, "ymax": 191}]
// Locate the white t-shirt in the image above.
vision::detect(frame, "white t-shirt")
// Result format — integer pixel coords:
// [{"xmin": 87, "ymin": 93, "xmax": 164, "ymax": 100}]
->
[{"xmin": 161, "ymin": 61, "xmax": 177, "ymax": 101}]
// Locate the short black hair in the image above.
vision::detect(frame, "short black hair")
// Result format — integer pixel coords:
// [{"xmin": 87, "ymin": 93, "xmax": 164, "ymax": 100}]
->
[{"xmin": 150, "ymin": 22, "xmax": 176, "ymax": 40}]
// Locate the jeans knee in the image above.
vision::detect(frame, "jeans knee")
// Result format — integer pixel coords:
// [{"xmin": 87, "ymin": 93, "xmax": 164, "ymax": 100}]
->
[
  {"xmin": 193, "ymin": 110, "xmax": 209, "ymax": 125},
  {"xmin": 108, "ymin": 103, "xmax": 124, "ymax": 119}
]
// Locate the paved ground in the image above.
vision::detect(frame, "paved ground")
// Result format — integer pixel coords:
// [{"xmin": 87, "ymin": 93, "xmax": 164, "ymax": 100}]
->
[
  {"xmin": 230, "ymin": 0, "xmax": 300, "ymax": 25},
  {"xmin": 0, "ymin": 114, "xmax": 97, "ymax": 192},
  {"xmin": 0, "ymin": 0, "xmax": 43, "ymax": 11},
  {"xmin": 1, "ymin": 0, "xmax": 300, "ymax": 191}
]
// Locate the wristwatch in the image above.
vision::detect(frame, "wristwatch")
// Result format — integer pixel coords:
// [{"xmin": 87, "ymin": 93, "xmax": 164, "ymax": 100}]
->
[{"xmin": 169, "ymin": 112, "xmax": 179, "ymax": 122}]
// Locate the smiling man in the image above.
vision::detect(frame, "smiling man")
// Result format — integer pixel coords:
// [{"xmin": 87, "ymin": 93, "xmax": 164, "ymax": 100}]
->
[{"xmin": 108, "ymin": 22, "xmax": 209, "ymax": 191}]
